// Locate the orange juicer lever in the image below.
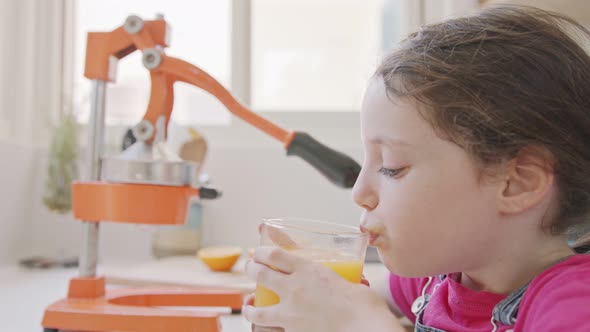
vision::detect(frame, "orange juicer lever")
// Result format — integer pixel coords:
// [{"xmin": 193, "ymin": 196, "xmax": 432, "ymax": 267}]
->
[{"xmin": 42, "ymin": 14, "xmax": 360, "ymax": 332}]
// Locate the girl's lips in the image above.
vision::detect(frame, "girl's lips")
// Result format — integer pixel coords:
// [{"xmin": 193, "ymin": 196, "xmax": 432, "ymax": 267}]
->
[
  {"xmin": 368, "ymin": 233, "xmax": 381, "ymax": 246},
  {"xmin": 360, "ymin": 225, "xmax": 382, "ymax": 246}
]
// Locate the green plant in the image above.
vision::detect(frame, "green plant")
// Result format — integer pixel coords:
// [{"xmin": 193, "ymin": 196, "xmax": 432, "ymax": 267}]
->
[{"xmin": 43, "ymin": 113, "xmax": 79, "ymax": 213}]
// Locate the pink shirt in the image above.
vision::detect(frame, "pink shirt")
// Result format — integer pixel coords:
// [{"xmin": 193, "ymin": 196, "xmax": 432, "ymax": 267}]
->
[{"xmin": 390, "ymin": 254, "xmax": 590, "ymax": 331}]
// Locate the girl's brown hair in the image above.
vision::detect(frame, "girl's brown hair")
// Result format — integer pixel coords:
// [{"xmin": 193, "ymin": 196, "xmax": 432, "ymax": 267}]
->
[{"xmin": 377, "ymin": 5, "xmax": 590, "ymax": 235}]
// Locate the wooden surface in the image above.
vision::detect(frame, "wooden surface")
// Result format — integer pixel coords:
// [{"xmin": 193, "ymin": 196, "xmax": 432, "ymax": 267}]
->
[
  {"xmin": 103, "ymin": 257, "xmax": 390, "ymax": 293},
  {"xmin": 103, "ymin": 257, "xmax": 255, "ymax": 292}
]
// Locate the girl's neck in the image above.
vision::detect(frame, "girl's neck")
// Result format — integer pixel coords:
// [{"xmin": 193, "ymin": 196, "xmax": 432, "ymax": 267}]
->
[{"xmin": 461, "ymin": 235, "xmax": 574, "ymax": 294}]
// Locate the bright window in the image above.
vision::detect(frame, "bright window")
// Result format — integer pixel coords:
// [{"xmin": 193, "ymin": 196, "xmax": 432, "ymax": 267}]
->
[
  {"xmin": 251, "ymin": 0, "xmax": 389, "ymax": 112},
  {"xmin": 74, "ymin": 0, "xmax": 232, "ymax": 126}
]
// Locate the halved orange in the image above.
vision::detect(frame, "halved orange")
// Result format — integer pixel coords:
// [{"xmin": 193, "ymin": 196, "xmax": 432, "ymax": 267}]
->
[{"xmin": 198, "ymin": 246, "xmax": 243, "ymax": 272}]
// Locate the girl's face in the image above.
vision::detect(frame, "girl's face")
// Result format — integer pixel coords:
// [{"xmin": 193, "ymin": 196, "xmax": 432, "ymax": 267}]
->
[{"xmin": 353, "ymin": 78, "xmax": 505, "ymax": 277}]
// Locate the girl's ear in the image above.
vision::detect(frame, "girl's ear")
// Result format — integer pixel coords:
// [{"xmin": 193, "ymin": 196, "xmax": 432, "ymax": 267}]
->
[{"xmin": 497, "ymin": 147, "xmax": 554, "ymax": 215}]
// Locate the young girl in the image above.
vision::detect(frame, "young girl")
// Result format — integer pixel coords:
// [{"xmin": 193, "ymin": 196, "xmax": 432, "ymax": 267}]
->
[{"xmin": 244, "ymin": 5, "xmax": 590, "ymax": 331}]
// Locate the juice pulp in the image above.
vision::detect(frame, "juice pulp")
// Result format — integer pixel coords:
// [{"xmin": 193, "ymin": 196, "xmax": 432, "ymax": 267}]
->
[{"xmin": 254, "ymin": 249, "xmax": 363, "ymax": 307}]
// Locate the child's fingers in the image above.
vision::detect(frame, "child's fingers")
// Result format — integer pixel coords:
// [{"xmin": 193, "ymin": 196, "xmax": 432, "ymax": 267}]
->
[
  {"xmin": 243, "ymin": 295, "xmax": 283, "ymax": 332},
  {"xmin": 243, "ymin": 304, "xmax": 283, "ymax": 327},
  {"xmin": 259, "ymin": 223, "xmax": 299, "ymax": 248},
  {"xmin": 361, "ymin": 274, "xmax": 370, "ymax": 287},
  {"xmin": 245, "ymin": 259, "xmax": 290, "ymax": 296},
  {"xmin": 266, "ymin": 226, "xmax": 298, "ymax": 248},
  {"xmin": 253, "ymin": 247, "xmax": 305, "ymax": 274},
  {"xmin": 243, "ymin": 292, "xmax": 255, "ymax": 306}
]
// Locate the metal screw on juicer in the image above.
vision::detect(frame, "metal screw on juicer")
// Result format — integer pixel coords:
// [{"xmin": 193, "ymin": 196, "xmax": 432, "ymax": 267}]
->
[
  {"xmin": 124, "ymin": 15, "xmax": 144, "ymax": 34},
  {"xmin": 133, "ymin": 120, "xmax": 155, "ymax": 142},
  {"xmin": 142, "ymin": 48, "xmax": 162, "ymax": 70}
]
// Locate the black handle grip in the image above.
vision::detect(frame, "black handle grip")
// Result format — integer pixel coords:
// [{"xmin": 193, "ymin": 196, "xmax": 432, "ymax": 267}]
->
[
  {"xmin": 199, "ymin": 187, "xmax": 222, "ymax": 199},
  {"xmin": 286, "ymin": 132, "xmax": 361, "ymax": 188}
]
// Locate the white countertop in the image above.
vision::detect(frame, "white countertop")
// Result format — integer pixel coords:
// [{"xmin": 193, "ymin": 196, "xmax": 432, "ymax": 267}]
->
[{"xmin": 0, "ymin": 262, "xmax": 388, "ymax": 331}]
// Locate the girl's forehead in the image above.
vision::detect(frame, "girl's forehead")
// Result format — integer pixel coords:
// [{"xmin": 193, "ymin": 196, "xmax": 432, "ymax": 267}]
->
[
  {"xmin": 362, "ymin": 77, "xmax": 393, "ymax": 111},
  {"xmin": 361, "ymin": 78, "xmax": 435, "ymax": 146}
]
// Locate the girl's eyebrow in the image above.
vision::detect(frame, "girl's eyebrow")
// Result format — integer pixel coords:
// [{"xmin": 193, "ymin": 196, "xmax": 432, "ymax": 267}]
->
[{"xmin": 368, "ymin": 136, "xmax": 412, "ymax": 147}]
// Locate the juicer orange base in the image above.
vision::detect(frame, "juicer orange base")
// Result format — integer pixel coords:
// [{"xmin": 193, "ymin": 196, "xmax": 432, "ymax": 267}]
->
[{"xmin": 42, "ymin": 276, "xmax": 242, "ymax": 332}]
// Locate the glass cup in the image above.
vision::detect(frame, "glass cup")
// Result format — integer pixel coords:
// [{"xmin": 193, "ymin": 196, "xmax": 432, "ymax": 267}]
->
[{"xmin": 252, "ymin": 218, "xmax": 369, "ymax": 332}]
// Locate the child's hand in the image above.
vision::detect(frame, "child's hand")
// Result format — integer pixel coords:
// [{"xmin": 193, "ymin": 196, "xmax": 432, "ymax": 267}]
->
[{"xmin": 243, "ymin": 247, "xmax": 403, "ymax": 332}]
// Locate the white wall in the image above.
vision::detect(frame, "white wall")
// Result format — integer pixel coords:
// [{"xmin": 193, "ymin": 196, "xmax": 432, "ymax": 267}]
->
[
  {"xmin": 199, "ymin": 134, "xmax": 363, "ymax": 250},
  {"xmin": 0, "ymin": 142, "xmax": 36, "ymax": 264}
]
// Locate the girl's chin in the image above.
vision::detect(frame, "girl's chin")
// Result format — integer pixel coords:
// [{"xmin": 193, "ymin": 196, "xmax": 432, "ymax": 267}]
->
[{"xmin": 378, "ymin": 249, "xmax": 433, "ymax": 278}]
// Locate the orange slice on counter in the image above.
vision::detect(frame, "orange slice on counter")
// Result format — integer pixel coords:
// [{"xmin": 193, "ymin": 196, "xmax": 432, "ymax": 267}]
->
[{"xmin": 198, "ymin": 246, "xmax": 243, "ymax": 272}]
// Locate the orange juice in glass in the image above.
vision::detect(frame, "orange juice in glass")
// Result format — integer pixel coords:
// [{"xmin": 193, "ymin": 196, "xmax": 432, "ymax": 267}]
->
[{"xmin": 253, "ymin": 218, "xmax": 369, "ymax": 329}]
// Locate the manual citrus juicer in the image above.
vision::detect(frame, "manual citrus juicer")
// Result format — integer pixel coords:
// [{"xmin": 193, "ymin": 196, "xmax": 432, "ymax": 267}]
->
[{"xmin": 41, "ymin": 14, "xmax": 361, "ymax": 332}]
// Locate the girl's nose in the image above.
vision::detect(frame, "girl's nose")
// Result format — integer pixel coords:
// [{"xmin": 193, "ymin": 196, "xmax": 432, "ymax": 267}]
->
[{"xmin": 352, "ymin": 168, "xmax": 378, "ymax": 210}]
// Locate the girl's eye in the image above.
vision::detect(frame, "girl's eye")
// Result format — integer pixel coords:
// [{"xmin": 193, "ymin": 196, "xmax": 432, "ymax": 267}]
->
[{"xmin": 378, "ymin": 167, "xmax": 406, "ymax": 178}]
